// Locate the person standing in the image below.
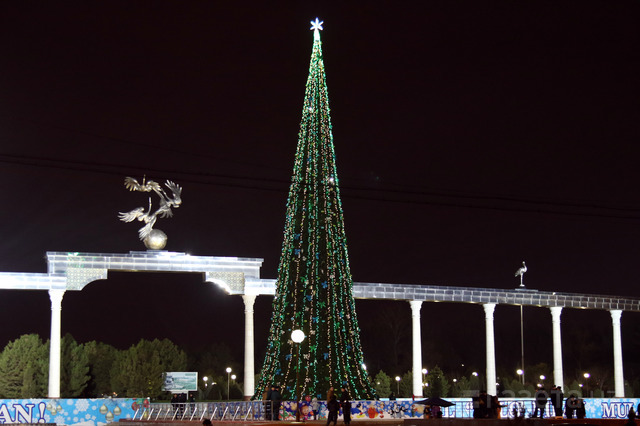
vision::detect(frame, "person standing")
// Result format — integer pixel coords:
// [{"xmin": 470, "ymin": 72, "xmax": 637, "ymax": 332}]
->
[
  {"xmin": 576, "ymin": 399, "xmax": 586, "ymax": 419},
  {"xmin": 271, "ymin": 385, "xmax": 282, "ymax": 421},
  {"xmin": 551, "ymin": 386, "xmax": 564, "ymax": 417},
  {"xmin": 534, "ymin": 387, "xmax": 547, "ymax": 418},
  {"xmin": 340, "ymin": 387, "xmax": 351, "ymax": 426},
  {"xmin": 565, "ymin": 394, "xmax": 578, "ymax": 419},
  {"xmin": 264, "ymin": 385, "xmax": 273, "ymax": 420},
  {"xmin": 311, "ymin": 397, "xmax": 320, "ymax": 421},
  {"xmin": 627, "ymin": 407, "xmax": 636, "ymax": 426},
  {"xmin": 326, "ymin": 395, "xmax": 340, "ymax": 426},
  {"xmin": 327, "ymin": 386, "xmax": 335, "ymax": 403}
]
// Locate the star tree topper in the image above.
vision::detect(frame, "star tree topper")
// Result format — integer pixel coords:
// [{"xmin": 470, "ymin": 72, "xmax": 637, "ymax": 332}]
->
[{"xmin": 310, "ymin": 17, "xmax": 323, "ymax": 40}]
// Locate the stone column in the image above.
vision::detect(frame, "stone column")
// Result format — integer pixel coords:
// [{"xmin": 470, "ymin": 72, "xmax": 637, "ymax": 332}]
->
[
  {"xmin": 242, "ymin": 294, "xmax": 257, "ymax": 400},
  {"xmin": 483, "ymin": 303, "xmax": 497, "ymax": 396},
  {"xmin": 48, "ymin": 289, "xmax": 65, "ymax": 398},
  {"xmin": 550, "ymin": 307, "xmax": 564, "ymax": 389},
  {"xmin": 610, "ymin": 309, "xmax": 624, "ymax": 397},
  {"xmin": 410, "ymin": 300, "xmax": 424, "ymax": 397}
]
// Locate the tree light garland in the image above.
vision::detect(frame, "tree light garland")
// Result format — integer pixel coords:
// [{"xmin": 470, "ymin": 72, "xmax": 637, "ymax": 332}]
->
[{"xmin": 254, "ymin": 20, "xmax": 375, "ymax": 400}]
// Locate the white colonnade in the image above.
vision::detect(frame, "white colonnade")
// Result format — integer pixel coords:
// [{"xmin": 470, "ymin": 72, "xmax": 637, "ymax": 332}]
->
[
  {"xmin": 402, "ymin": 302, "xmax": 628, "ymax": 398},
  {"xmin": 2, "ymin": 251, "xmax": 638, "ymax": 399}
]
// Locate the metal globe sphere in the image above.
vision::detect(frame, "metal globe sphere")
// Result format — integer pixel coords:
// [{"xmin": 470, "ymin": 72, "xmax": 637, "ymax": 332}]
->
[{"xmin": 144, "ymin": 229, "xmax": 167, "ymax": 250}]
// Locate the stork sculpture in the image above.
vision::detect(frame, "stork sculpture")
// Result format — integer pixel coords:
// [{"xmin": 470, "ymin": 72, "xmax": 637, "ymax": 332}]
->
[
  {"xmin": 118, "ymin": 176, "xmax": 182, "ymax": 249},
  {"xmin": 515, "ymin": 261, "xmax": 527, "ymax": 287}
]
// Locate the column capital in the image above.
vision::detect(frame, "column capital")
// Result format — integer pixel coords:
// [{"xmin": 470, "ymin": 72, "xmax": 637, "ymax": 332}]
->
[
  {"xmin": 550, "ymin": 306, "xmax": 563, "ymax": 321},
  {"xmin": 48, "ymin": 289, "xmax": 65, "ymax": 308},
  {"xmin": 610, "ymin": 309, "xmax": 622, "ymax": 324},
  {"xmin": 242, "ymin": 294, "xmax": 257, "ymax": 312},
  {"xmin": 483, "ymin": 303, "xmax": 496, "ymax": 318},
  {"xmin": 409, "ymin": 300, "xmax": 423, "ymax": 315}
]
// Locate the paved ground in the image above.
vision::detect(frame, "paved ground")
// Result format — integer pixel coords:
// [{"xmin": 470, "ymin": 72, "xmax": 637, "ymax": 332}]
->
[
  {"xmin": 118, "ymin": 420, "xmax": 405, "ymax": 426},
  {"xmin": 118, "ymin": 418, "xmax": 631, "ymax": 426}
]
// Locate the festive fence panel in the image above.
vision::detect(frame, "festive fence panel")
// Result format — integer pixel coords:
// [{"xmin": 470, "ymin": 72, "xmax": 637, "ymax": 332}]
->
[
  {"xmin": 1, "ymin": 397, "xmax": 638, "ymax": 424},
  {"xmin": 0, "ymin": 398, "xmax": 138, "ymax": 425}
]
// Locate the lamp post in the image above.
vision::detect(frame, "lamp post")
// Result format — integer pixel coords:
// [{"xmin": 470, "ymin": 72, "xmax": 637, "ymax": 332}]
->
[
  {"xmin": 520, "ymin": 305, "xmax": 525, "ymax": 385},
  {"xmin": 584, "ymin": 373, "xmax": 590, "ymax": 397},
  {"xmin": 226, "ymin": 367, "xmax": 232, "ymax": 400},
  {"xmin": 422, "ymin": 368, "xmax": 428, "ymax": 387},
  {"xmin": 395, "ymin": 376, "xmax": 401, "ymax": 396},
  {"xmin": 203, "ymin": 376, "xmax": 208, "ymax": 397},
  {"xmin": 291, "ymin": 329, "xmax": 305, "ymax": 422},
  {"xmin": 517, "ymin": 369, "xmax": 524, "ymax": 385}
]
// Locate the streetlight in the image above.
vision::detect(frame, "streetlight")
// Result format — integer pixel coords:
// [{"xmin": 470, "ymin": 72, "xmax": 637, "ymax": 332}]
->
[
  {"xmin": 395, "ymin": 376, "xmax": 401, "ymax": 396},
  {"xmin": 422, "ymin": 368, "xmax": 428, "ymax": 386},
  {"xmin": 203, "ymin": 376, "xmax": 208, "ymax": 388},
  {"xmin": 226, "ymin": 367, "xmax": 232, "ymax": 400},
  {"xmin": 520, "ymin": 304, "xmax": 525, "ymax": 385},
  {"xmin": 584, "ymin": 373, "xmax": 590, "ymax": 397},
  {"xmin": 291, "ymin": 329, "xmax": 305, "ymax": 422},
  {"xmin": 517, "ymin": 369, "xmax": 524, "ymax": 385}
]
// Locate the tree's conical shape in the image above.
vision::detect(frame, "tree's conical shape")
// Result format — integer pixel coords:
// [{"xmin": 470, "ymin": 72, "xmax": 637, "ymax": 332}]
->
[{"xmin": 255, "ymin": 25, "xmax": 375, "ymax": 400}]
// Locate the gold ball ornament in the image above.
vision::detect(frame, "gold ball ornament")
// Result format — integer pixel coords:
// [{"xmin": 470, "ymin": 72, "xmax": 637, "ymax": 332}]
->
[{"xmin": 144, "ymin": 229, "xmax": 167, "ymax": 250}]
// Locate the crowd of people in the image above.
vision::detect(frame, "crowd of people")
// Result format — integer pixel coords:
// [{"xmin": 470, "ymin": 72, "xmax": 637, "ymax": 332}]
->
[
  {"xmin": 533, "ymin": 386, "xmax": 586, "ymax": 419},
  {"xmin": 472, "ymin": 391, "xmax": 502, "ymax": 418},
  {"xmin": 213, "ymin": 382, "xmax": 639, "ymax": 422},
  {"xmin": 326, "ymin": 386, "xmax": 352, "ymax": 426},
  {"xmin": 170, "ymin": 392, "xmax": 194, "ymax": 416},
  {"xmin": 263, "ymin": 384, "xmax": 283, "ymax": 420},
  {"xmin": 470, "ymin": 386, "xmax": 590, "ymax": 420},
  {"xmin": 261, "ymin": 384, "xmax": 352, "ymax": 423}
]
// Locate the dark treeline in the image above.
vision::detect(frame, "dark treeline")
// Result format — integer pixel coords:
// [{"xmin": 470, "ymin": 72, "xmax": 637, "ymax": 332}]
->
[
  {"xmin": 2, "ymin": 333, "xmax": 638, "ymax": 399},
  {"xmin": 0, "ymin": 333, "xmax": 243, "ymax": 399}
]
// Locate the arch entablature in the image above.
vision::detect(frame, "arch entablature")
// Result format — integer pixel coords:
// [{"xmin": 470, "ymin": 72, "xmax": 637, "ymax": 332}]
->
[{"xmin": 0, "ymin": 251, "xmax": 264, "ymax": 292}]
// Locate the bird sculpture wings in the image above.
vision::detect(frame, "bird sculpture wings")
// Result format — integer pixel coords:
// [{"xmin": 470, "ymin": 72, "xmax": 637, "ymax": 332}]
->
[
  {"xmin": 124, "ymin": 176, "xmax": 161, "ymax": 193},
  {"xmin": 118, "ymin": 177, "xmax": 182, "ymax": 241}
]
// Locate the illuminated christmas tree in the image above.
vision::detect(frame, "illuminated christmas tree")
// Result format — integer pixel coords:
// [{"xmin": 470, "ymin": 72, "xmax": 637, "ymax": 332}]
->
[{"xmin": 255, "ymin": 19, "xmax": 375, "ymax": 400}]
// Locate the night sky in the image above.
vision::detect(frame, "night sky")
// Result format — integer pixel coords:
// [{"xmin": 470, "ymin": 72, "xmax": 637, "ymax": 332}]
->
[{"xmin": 1, "ymin": 2, "xmax": 639, "ymax": 383}]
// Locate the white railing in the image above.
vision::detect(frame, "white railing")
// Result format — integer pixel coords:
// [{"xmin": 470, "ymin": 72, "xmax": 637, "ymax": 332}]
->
[{"xmin": 135, "ymin": 401, "xmax": 269, "ymax": 421}]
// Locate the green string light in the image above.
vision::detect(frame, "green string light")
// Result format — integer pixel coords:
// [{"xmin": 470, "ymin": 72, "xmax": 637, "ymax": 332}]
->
[{"xmin": 254, "ymin": 21, "xmax": 375, "ymax": 401}]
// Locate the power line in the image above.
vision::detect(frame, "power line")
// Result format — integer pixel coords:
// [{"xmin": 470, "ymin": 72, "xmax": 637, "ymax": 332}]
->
[{"xmin": 0, "ymin": 153, "xmax": 639, "ymax": 221}]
